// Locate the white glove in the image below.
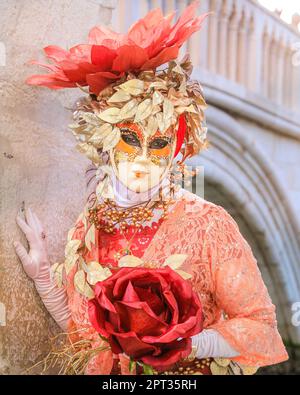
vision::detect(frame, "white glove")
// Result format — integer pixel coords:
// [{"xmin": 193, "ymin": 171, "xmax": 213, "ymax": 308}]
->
[
  {"xmin": 191, "ymin": 329, "xmax": 240, "ymax": 359},
  {"xmin": 14, "ymin": 208, "xmax": 70, "ymax": 331}
]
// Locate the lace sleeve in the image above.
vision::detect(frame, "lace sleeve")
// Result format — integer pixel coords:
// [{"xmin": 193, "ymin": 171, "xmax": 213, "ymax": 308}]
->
[{"xmin": 206, "ymin": 206, "xmax": 288, "ymax": 367}]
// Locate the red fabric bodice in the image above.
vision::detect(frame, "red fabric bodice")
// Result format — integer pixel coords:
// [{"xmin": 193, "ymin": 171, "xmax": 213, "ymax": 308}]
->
[{"xmin": 97, "ymin": 218, "xmax": 164, "ymax": 267}]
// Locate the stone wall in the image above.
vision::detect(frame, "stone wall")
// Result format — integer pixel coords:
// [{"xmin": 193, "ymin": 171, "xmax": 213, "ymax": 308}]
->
[{"xmin": 0, "ymin": 0, "xmax": 115, "ymax": 375}]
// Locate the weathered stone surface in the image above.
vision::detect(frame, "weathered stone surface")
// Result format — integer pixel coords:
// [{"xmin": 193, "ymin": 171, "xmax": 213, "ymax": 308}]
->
[{"xmin": 0, "ymin": 0, "xmax": 114, "ymax": 375}]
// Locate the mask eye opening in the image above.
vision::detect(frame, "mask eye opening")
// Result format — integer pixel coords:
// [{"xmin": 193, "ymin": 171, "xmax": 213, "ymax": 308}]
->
[
  {"xmin": 120, "ymin": 129, "xmax": 142, "ymax": 148},
  {"xmin": 148, "ymin": 137, "xmax": 171, "ymax": 150}
]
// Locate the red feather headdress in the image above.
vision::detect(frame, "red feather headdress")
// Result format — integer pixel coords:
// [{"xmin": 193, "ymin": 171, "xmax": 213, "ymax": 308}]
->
[{"xmin": 27, "ymin": 1, "xmax": 209, "ymax": 163}]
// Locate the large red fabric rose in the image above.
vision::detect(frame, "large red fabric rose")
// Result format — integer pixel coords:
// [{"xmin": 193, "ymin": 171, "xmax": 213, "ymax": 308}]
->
[{"xmin": 88, "ymin": 266, "xmax": 203, "ymax": 371}]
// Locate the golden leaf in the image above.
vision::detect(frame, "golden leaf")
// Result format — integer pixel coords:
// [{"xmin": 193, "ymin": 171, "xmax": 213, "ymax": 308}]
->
[
  {"xmin": 172, "ymin": 98, "xmax": 192, "ymax": 107},
  {"xmin": 148, "ymin": 81, "xmax": 168, "ymax": 91},
  {"xmin": 102, "ymin": 127, "xmax": 121, "ymax": 151},
  {"xmin": 210, "ymin": 361, "xmax": 228, "ymax": 375},
  {"xmin": 155, "ymin": 112, "xmax": 165, "ymax": 133},
  {"xmin": 179, "ymin": 77, "xmax": 187, "ymax": 93},
  {"xmin": 163, "ymin": 254, "xmax": 187, "ymax": 270},
  {"xmin": 151, "ymin": 105, "xmax": 161, "ymax": 115},
  {"xmin": 172, "ymin": 64, "xmax": 185, "ymax": 75},
  {"xmin": 96, "ymin": 176, "xmax": 108, "ymax": 201},
  {"xmin": 194, "ymin": 95, "xmax": 207, "ymax": 107},
  {"xmin": 68, "ymin": 123, "xmax": 90, "ymax": 134},
  {"xmin": 97, "ymin": 107, "xmax": 121, "ymax": 124},
  {"xmin": 163, "ymin": 98, "xmax": 174, "ymax": 122},
  {"xmin": 81, "ymin": 112, "xmax": 101, "ymax": 126},
  {"xmin": 107, "ymin": 90, "xmax": 131, "ymax": 103},
  {"xmin": 152, "ymin": 91, "xmax": 164, "ymax": 106},
  {"xmin": 88, "ymin": 123, "xmax": 113, "ymax": 147},
  {"xmin": 214, "ymin": 358, "xmax": 231, "ymax": 368},
  {"xmin": 163, "ymin": 117, "xmax": 172, "ymax": 133},
  {"xmin": 175, "ymin": 104, "xmax": 198, "ymax": 115},
  {"xmin": 103, "ymin": 182, "xmax": 114, "ymax": 200},
  {"xmin": 74, "ymin": 270, "xmax": 94, "ymax": 299},
  {"xmin": 146, "ymin": 115, "xmax": 159, "ymax": 136},
  {"xmin": 76, "ymin": 143, "xmax": 101, "ymax": 164},
  {"xmin": 51, "ymin": 263, "xmax": 64, "ymax": 288},
  {"xmin": 65, "ymin": 239, "xmax": 81, "ymax": 258},
  {"xmin": 118, "ymin": 255, "xmax": 143, "ymax": 268},
  {"xmin": 119, "ymin": 79, "xmax": 144, "ymax": 96},
  {"xmin": 228, "ymin": 362, "xmax": 243, "ymax": 375},
  {"xmin": 175, "ymin": 269, "xmax": 192, "ymax": 280},
  {"xmin": 85, "ymin": 224, "xmax": 96, "ymax": 251},
  {"xmin": 65, "ymin": 253, "xmax": 79, "ymax": 275},
  {"xmin": 240, "ymin": 365, "xmax": 259, "ymax": 375},
  {"xmin": 86, "ymin": 261, "xmax": 112, "ymax": 285},
  {"xmin": 67, "ymin": 226, "xmax": 76, "ymax": 242},
  {"xmin": 119, "ymin": 99, "xmax": 138, "ymax": 120},
  {"xmin": 134, "ymin": 99, "xmax": 153, "ymax": 122}
]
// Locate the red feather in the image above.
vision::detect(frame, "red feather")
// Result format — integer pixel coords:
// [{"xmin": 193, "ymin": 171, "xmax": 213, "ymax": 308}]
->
[
  {"xmin": 174, "ymin": 114, "xmax": 187, "ymax": 158},
  {"xmin": 26, "ymin": 0, "xmax": 208, "ymax": 95}
]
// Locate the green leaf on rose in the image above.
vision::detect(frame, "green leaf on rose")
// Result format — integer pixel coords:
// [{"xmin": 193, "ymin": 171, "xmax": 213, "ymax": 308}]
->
[
  {"xmin": 98, "ymin": 334, "xmax": 109, "ymax": 343},
  {"xmin": 129, "ymin": 358, "xmax": 136, "ymax": 373},
  {"xmin": 142, "ymin": 363, "xmax": 154, "ymax": 375}
]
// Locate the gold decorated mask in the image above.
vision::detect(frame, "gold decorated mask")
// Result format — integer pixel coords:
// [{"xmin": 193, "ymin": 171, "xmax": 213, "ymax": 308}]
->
[{"xmin": 110, "ymin": 122, "xmax": 176, "ymax": 193}]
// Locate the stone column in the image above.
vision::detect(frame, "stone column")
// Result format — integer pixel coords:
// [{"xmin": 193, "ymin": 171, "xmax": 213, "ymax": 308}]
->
[{"xmin": 0, "ymin": 0, "xmax": 116, "ymax": 374}]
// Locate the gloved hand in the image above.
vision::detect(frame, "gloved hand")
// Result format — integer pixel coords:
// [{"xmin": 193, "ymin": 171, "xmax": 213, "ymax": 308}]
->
[
  {"xmin": 191, "ymin": 329, "xmax": 240, "ymax": 359},
  {"xmin": 14, "ymin": 208, "xmax": 70, "ymax": 331}
]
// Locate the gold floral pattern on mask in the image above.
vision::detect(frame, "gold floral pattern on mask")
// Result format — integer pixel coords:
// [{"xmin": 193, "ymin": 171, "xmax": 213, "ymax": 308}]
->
[{"xmin": 113, "ymin": 122, "xmax": 174, "ymax": 168}]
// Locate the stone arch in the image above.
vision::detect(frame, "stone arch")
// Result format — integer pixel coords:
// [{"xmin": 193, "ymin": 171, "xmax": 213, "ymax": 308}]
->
[{"xmin": 187, "ymin": 106, "xmax": 300, "ymax": 344}]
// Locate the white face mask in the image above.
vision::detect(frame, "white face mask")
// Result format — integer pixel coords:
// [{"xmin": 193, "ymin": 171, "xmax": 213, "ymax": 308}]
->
[{"xmin": 110, "ymin": 122, "xmax": 176, "ymax": 194}]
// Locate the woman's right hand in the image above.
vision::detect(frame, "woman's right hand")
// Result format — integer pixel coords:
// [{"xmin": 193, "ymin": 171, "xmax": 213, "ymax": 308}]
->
[{"xmin": 14, "ymin": 208, "xmax": 50, "ymax": 281}]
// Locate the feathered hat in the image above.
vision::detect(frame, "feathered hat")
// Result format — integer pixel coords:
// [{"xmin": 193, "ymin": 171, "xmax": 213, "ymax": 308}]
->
[{"xmin": 27, "ymin": 0, "xmax": 209, "ymax": 164}]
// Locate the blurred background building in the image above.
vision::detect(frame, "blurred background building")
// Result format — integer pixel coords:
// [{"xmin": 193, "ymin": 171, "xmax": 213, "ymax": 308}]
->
[{"xmin": 112, "ymin": 0, "xmax": 300, "ymax": 373}]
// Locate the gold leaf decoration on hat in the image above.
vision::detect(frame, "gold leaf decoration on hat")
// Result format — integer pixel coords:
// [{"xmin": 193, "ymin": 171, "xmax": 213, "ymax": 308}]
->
[
  {"xmin": 97, "ymin": 107, "xmax": 121, "ymax": 123},
  {"xmin": 70, "ymin": 55, "xmax": 208, "ymax": 165},
  {"xmin": 134, "ymin": 98, "xmax": 153, "ymax": 122},
  {"xmin": 146, "ymin": 115, "xmax": 159, "ymax": 136},
  {"xmin": 119, "ymin": 79, "xmax": 144, "ymax": 96},
  {"xmin": 88, "ymin": 123, "xmax": 113, "ymax": 147},
  {"xmin": 102, "ymin": 127, "xmax": 121, "ymax": 151},
  {"xmin": 152, "ymin": 91, "xmax": 164, "ymax": 106},
  {"xmin": 107, "ymin": 90, "xmax": 132, "ymax": 103},
  {"xmin": 119, "ymin": 98, "xmax": 139, "ymax": 120}
]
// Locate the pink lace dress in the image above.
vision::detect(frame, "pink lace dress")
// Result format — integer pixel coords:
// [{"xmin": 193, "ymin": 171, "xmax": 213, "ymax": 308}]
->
[{"xmin": 65, "ymin": 190, "xmax": 288, "ymax": 374}]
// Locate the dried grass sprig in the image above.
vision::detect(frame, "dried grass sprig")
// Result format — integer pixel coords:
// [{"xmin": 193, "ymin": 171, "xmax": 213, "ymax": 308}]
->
[{"xmin": 24, "ymin": 329, "xmax": 110, "ymax": 375}]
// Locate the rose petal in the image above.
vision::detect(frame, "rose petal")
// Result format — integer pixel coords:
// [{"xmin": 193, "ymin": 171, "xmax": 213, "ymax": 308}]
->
[
  {"xmin": 134, "ymin": 285, "xmax": 165, "ymax": 316},
  {"xmin": 88, "ymin": 299, "xmax": 110, "ymax": 337},
  {"xmin": 115, "ymin": 300, "xmax": 168, "ymax": 336},
  {"xmin": 122, "ymin": 281, "xmax": 140, "ymax": 303},
  {"xmin": 141, "ymin": 313, "xmax": 201, "ymax": 344},
  {"xmin": 141, "ymin": 338, "xmax": 192, "ymax": 371},
  {"xmin": 115, "ymin": 331, "xmax": 158, "ymax": 360}
]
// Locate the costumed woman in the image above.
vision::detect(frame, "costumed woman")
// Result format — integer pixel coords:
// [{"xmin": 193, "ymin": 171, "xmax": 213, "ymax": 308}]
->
[{"xmin": 14, "ymin": 1, "xmax": 288, "ymax": 375}]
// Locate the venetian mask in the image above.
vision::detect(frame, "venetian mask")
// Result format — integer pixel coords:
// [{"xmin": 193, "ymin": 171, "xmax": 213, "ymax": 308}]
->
[{"xmin": 110, "ymin": 122, "xmax": 176, "ymax": 193}]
